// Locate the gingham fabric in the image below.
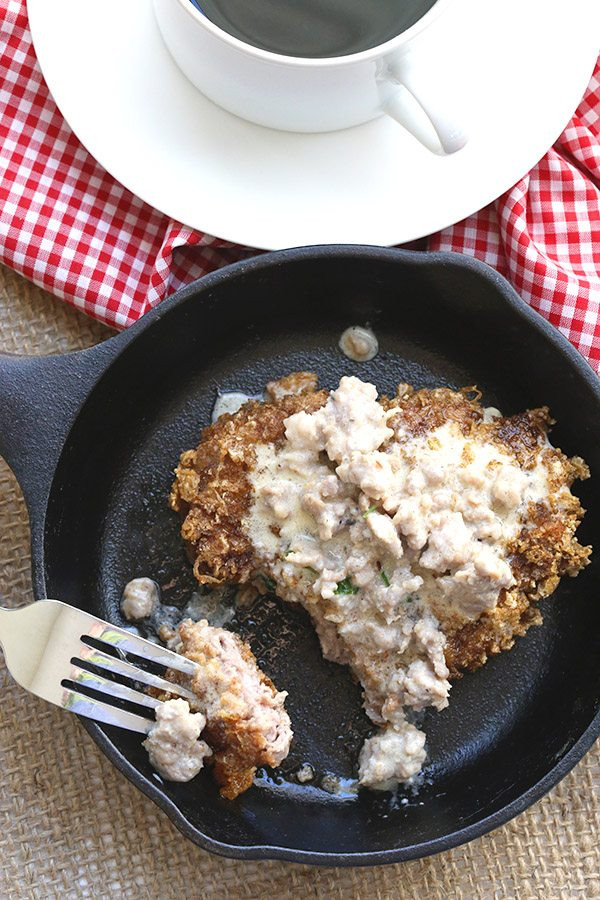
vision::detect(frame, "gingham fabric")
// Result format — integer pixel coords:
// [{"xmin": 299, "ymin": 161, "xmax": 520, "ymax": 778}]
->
[
  {"xmin": 429, "ymin": 91, "xmax": 600, "ymax": 367},
  {"xmin": 1, "ymin": 4, "xmax": 599, "ymax": 368}
]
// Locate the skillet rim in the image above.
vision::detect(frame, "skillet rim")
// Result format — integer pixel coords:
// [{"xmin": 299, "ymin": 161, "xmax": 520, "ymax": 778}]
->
[{"xmin": 44, "ymin": 244, "xmax": 599, "ymax": 866}]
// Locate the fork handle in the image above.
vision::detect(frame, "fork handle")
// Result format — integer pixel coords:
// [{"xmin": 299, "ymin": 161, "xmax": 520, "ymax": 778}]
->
[
  {"xmin": 0, "ymin": 605, "xmax": 19, "ymax": 645},
  {"xmin": 0, "ymin": 605, "xmax": 33, "ymax": 664}
]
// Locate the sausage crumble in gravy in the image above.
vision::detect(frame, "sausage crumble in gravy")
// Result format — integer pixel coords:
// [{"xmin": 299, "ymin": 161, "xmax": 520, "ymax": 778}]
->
[{"xmin": 169, "ymin": 373, "xmax": 590, "ymax": 790}]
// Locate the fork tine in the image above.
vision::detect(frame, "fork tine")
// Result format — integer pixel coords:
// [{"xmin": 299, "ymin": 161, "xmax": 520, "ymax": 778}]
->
[
  {"xmin": 67, "ymin": 664, "xmax": 161, "ymax": 710},
  {"xmin": 60, "ymin": 686, "xmax": 152, "ymax": 734},
  {"xmin": 77, "ymin": 645, "xmax": 199, "ymax": 705},
  {"xmin": 0, "ymin": 601, "xmax": 201, "ymax": 734},
  {"xmin": 83, "ymin": 621, "xmax": 197, "ymax": 677}
]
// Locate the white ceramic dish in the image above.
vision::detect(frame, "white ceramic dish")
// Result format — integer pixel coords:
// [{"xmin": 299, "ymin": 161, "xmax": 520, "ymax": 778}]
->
[
  {"xmin": 154, "ymin": 0, "xmax": 467, "ymax": 151},
  {"xmin": 27, "ymin": 0, "xmax": 599, "ymax": 249}
]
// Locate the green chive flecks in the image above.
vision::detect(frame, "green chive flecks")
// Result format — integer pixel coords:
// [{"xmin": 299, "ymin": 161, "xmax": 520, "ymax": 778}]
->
[
  {"xmin": 380, "ymin": 570, "xmax": 390, "ymax": 587},
  {"xmin": 334, "ymin": 577, "xmax": 359, "ymax": 595},
  {"xmin": 362, "ymin": 505, "xmax": 377, "ymax": 518}
]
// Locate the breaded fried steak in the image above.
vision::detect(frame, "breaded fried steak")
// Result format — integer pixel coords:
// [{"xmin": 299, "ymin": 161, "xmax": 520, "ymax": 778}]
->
[
  {"xmin": 170, "ymin": 373, "xmax": 590, "ymax": 789},
  {"xmin": 148, "ymin": 619, "xmax": 292, "ymax": 798}
]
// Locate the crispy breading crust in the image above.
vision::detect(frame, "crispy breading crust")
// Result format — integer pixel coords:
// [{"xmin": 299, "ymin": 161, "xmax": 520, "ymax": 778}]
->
[
  {"xmin": 159, "ymin": 620, "xmax": 289, "ymax": 800},
  {"xmin": 180, "ymin": 621, "xmax": 284, "ymax": 800},
  {"xmin": 382, "ymin": 385, "xmax": 591, "ymax": 673},
  {"xmin": 170, "ymin": 375, "xmax": 591, "ymax": 677},
  {"xmin": 169, "ymin": 387, "xmax": 327, "ymax": 585}
]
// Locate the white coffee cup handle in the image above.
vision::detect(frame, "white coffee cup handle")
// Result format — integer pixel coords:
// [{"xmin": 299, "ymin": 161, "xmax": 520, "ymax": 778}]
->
[{"xmin": 378, "ymin": 52, "xmax": 468, "ymax": 155}]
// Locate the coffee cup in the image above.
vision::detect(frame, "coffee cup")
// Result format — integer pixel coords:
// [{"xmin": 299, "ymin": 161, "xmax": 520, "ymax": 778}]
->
[{"xmin": 154, "ymin": 0, "xmax": 468, "ymax": 153}]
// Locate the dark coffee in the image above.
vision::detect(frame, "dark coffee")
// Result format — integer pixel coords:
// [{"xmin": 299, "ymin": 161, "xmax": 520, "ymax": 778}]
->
[{"xmin": 189, "ymin": 0, "xmax": 438, "ymax": 58}]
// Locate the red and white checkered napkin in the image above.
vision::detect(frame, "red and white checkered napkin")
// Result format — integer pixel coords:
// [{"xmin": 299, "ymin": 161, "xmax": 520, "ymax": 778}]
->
[{"xmin": 1, "ymin": 4, "xmax": 599, "ymax": 369}]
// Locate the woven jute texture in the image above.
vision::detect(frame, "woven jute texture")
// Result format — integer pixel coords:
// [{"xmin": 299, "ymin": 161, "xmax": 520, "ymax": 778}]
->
[{"xmin": 0, "ymin": 263, "xmax": 598, "ymax": 899}]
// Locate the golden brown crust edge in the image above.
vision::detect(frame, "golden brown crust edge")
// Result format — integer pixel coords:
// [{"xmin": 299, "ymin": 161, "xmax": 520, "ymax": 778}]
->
[
  {"xmin": 169, "ymin": 386, "xmax": 328, "ymax": 585},
  {"xmin": 159, "ymin": 620, "xmax": 286, "ymax": 800}
]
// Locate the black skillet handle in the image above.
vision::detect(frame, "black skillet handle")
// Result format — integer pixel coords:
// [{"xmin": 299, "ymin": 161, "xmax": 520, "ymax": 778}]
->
[{"xmin": 0, "ymin": 338, "xmax": 127, "ymax": 548}]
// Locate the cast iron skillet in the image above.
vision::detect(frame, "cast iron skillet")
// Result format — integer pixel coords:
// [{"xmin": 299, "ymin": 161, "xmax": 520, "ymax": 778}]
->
[{"xmin": 0, "ymin": 246, "xmax": 599, "ymax": 866}]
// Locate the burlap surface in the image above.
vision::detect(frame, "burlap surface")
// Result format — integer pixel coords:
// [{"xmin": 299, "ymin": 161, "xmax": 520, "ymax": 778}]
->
[{"xmin": 0, "ymin": 263, "xmax": 598, "ymax": 899}]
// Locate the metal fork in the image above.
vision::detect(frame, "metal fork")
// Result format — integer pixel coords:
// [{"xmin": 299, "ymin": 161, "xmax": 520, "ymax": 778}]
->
[{"xmin": 0, "ymin": 599, "xmax": 199, "ymax": 733}]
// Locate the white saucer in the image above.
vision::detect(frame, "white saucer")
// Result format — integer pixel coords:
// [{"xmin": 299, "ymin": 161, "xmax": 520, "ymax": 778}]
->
[{"xmin": 28, "ymin": 0, "xmax": 599, "ymax": 249}]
